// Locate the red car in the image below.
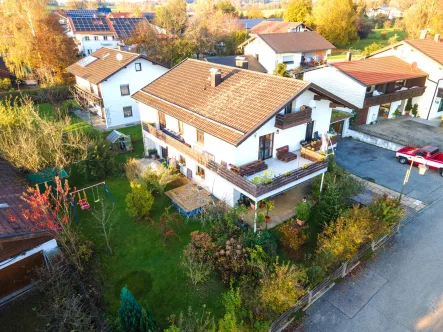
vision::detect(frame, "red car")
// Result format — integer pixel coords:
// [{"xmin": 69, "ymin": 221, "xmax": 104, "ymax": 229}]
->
[{"xmin": 396, "ymin": 145, "xmax": 443, "ymax": 176}]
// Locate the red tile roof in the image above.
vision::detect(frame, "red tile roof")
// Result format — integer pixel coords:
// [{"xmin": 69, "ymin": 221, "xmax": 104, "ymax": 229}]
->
[
  {"xmin": 259, "ymin": 31, "xmax": 335, "ymax": 53},
  {"xmin": 250, "ymin": 21, "xmax": 310, "ymax": 34},
  {"xmin": 332, "ymin": 56, "xmax": 428, "ymax": 86},
  {"xmin": 405, "ymin": 39, "xmax": 443, "ymax": 66},
  {"xmin": 135, "ymin": 59, "xmax": 310, "ymax": 146}
]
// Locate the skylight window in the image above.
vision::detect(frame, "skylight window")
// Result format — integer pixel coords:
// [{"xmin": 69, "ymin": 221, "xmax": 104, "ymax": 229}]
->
[{"xmin": 78, "ymin": 55, "xmax": 98, "ymax": 67}]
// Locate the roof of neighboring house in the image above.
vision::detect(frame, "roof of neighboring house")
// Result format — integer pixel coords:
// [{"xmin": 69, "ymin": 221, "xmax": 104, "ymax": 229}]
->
[
  {"xmin": 258, "ymin": 31, "xmax": 336, "ymax": 53},
  {"xmin": 69, "ymin": 16, "xmax": 113, "ymax": 34},
  {"xmin": 108, "ymin": 17, "xmax": 147, "ymax": 39},
  {"xmin": 237, "ymin": 18, "xmax": 283, "ymax": 29},
  {"xmin": 0, "ymin": 160, "xmax": 34, "ymax": 237},
  {"xmin": 108, "ymin": 12, "xmax": 133, "ymax": 18},
  {"xmin": 65, "ymin": 9, "xmax": 98, "ymax": 18},
  {"xmin": 332, "ymin": 56, "xmax": 428, "ymax": 86},
  {"xmin": 404, "ymin": 39, "xmax": 443, "ymax": 66},
  {"xmin": 250, "ymin": 21, "xmax": 311, "ymax": 34},
  {"xmin": 132, "ymin": 59, "xmax": 355, "ymax": 146},
  {"xmin": 66, "ymin": 48, "xmax": 165, "ymax": 84},
  {"xmin": 204, "ymin": 55, "xmax": 267, "ymax": 73}
]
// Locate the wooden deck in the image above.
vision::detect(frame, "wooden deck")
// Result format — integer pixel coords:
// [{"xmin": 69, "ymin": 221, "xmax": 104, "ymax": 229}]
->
[{"xmin": 165, "ymin": 183, "xmax": 214, "ymax": 215}]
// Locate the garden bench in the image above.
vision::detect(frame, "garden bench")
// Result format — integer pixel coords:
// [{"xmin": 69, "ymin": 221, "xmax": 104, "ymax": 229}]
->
[
  {"xmin": 276, "ymin": 145, "xmax": 297, "ymax": 163},
  {"xmin": 230, "ymin": 160, "xmax": 268, "ymax": 177}
]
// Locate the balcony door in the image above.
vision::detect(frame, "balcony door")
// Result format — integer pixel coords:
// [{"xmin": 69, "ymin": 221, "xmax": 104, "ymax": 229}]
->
[
  {"xmin": 159, "ymin": 111, "xmax": 166, "ymax": 130},
  {"xmin": 305, "ymin": 121, "xmax": 314, "ymax": 142},
  {"xmin": 258, "ymin": 133, "xmax": 274, "ymax": 160}
]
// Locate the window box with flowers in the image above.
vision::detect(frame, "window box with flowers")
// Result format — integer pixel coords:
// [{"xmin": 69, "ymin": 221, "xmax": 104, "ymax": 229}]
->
[
  {"xmin": 196, "ymin": 166, "xmax": 205, "ymax": 179},
  {"xmin": 179, "ymin": 155, "xmax": 186, "ymax": 167}
]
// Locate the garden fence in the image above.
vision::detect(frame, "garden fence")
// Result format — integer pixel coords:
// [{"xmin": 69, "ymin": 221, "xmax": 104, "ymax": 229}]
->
[{"xmin": 268, "ymin": 221, "xmax": 401, "ymax": 332}]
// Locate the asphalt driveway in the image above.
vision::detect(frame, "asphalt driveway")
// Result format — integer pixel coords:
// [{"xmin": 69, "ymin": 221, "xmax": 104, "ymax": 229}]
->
[{"xmin": 335, "ymin": 138, "xmax": 443, "ymax": 204}]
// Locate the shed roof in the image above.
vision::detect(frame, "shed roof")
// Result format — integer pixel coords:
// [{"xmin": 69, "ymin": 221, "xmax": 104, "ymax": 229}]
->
[{"xmin": 106, "ymin": 130, "xmax": 130, "ymax": 143}]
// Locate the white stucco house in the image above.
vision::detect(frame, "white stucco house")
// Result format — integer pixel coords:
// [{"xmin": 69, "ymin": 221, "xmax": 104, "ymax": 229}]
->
[
  {"xmin": 239, "ymin": 31, "xmax": 335, "ymax": 74},
  {"xmin": 66, "ymin": 47, "xmax": 168, "ymax": 129},
  {"xmin": 132, "ymin": 59, "xmax": 354, "ymax": 229},
  {"xmin": 304, "ymin": 56, "xmax": 428, "ymax": 125},
  {"xmin": 368, "ymin": 32, "xmax": 443, "ymax": 120}
]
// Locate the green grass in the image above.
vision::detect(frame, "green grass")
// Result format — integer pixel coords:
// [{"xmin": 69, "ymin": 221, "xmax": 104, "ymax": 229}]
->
[
  {"xmin": 329, "ymin": 28, "xmax": 407, "ymax": 60},
  {"xmin": 69, "ymin": 124, "xmax": 226, "ymax": 327}
]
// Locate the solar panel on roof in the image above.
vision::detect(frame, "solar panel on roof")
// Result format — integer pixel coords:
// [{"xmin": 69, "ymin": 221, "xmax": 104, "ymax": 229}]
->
[
  {"xmin": 65, "ymin": 9, "xmax": 98, "ymax": 18},
  {"xmin": 78, "ymin": 56, "xmax": 98, "ymax": 67},
  {"xmin": 71, "ymin": 17, "xmax": 111, "ymax": 32},
  {"xmin": 109, "ymin": 18, "xmax": 145, "ymax": 39}
]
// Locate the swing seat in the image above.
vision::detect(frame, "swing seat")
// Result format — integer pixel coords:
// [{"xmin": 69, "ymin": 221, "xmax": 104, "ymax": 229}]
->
[
  {"xmin": 80, "ymin": 203, "xmax": 90, "ymax": 210},
  {"xmin": 78, "ymin": 199, "xmax": 87, "ymax": 205}
]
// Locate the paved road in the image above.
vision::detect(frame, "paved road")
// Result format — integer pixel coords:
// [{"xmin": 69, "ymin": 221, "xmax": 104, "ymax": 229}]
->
[
  {"xmin": 335, "ymin": 138, "xmax": 443, "ymax": 204},
  {"xmin": 300, "ymin": 139, "xmax": 443, "ymax": 332},
  {"xmin": 301, "ymin": 196, "xmax": 443, "ymax": 332}
]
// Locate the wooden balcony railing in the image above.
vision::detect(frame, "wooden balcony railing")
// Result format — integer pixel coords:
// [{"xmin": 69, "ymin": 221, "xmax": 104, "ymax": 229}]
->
[
  {"xmin": 364, "ymin": 86, "xmax": 426, "ymax": 108},
  {"xmin": 143, "ymin": 122, "xmax": 328, "ymax": 198},
  {"xmin": 73, "ymin": 85, "xmax": 103, "ymax": 107},
  {"xmin": 275, "ymin": 108, "xmax": 312, "ymax": 130}
]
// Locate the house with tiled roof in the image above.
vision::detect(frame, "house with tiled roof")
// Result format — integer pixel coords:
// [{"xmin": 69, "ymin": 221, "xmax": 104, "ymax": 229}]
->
[
  {"xmin": 66, "ymin": 47, "xmax": 168, "ymax": 128},
  {"xmin": 304, "ymin": 55, "xmax": 428, "ymax": 125},
  {"xmin": 249, "ymin": 21, "xmax": 312, "ymax": 35},
  {"xmin": 367, "ymin": 31, "xmax": 443, "ymax": 120},
  {"xmin": 239, "ymin": 31, "xmax": 335, "ymax": 74},
  {"xmin": 0, "ymin": 159, "xmax": 57, "ymax": 303},
  {"xmin": 133, "ymin": 59, "xmax": 355, "ymax": 229}
]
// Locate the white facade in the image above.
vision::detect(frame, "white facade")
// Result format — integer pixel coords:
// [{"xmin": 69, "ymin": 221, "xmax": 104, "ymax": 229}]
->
[
  {"xmin": 370, "ymin": 43, "xmax": 443, "ymax": 120},
  {"xmin": 140, "ymin": 89, "xmax": 332, "ymax": 206},
  {"xmin": 75, "ymin": 57, "xmax": 168, "ymax": 128},
  {"xmin": 243, "ymin": 36, "xmax": 332, "ymax": 74},
  {"xmin": 73, "ymin": 33, "xmax": 119, "ymax": 55}
]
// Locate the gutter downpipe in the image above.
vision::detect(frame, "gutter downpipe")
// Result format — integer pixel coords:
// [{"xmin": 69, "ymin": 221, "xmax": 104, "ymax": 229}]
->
[{"xmin": 426, "ymin": 78, "xmax": 443, "ymax": 120}]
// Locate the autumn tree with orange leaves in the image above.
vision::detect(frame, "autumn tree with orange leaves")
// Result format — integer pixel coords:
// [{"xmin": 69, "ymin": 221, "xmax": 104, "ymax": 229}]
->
[{"xmin": 0, "ymin": 0, "xmax": 78, "ymax": 86}]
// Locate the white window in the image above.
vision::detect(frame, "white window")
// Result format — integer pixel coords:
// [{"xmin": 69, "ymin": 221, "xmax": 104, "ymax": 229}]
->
[
  {"xmin": 84, "ymin": 36, "xmax": 90, "ymax": 41},
  {"xmin": 282, "ymin": 55, "xmax": 294, "ymax": 64},
  {"xmin": 94, "ymin": 36, "xmax": 99, "ymax": 41},
  {"xmin": 135, "ymin": 63, "xmax": 142, "ymax": 71},
  {"xmin": 123, "ymin": 106, "xmax": 133, "ymax": 117},
  {"xmin": 87, "ymin": 49, "xmax": 92, "ymax": 55},
  {"xmin": 120, "ymin": 84, "xmax": 130, "ymax": 96},
  {"xmin": 103, "ymin": 36, "xmax": 108, "ymax": 40}
]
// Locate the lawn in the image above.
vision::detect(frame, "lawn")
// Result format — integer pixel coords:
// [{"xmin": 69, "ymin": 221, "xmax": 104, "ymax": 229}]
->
[
  {"xmin": 68, "ymin": 124, "xmax": 226, "ymax": 328},
  {"xmin": 329, "ymin": 28, "xmax": 407, "ymax": 60}
]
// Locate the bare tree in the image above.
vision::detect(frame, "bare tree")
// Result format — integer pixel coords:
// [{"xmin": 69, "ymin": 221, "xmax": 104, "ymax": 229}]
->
[{"xmin": 90, "ymin": 200, "xmax": 119, "ymax": 256}]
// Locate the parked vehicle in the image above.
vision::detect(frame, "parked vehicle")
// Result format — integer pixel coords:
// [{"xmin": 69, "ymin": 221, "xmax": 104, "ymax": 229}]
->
[{"xmin": 396, "ymin": 145, "xmax": 443, "ymax": 176}]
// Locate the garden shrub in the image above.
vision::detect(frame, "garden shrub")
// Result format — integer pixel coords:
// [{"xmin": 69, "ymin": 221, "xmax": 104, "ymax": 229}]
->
[
  {"xmin": 369, "ymin": 194, "xmax": 404, "ymax": 227},
  {"xmin": 240, "ymin": 230, "xmax": 277, "ymax": 256},
  {"xmin": 125, "ymin": 182, "xmax": 154, "ymax": 221},
  {"xmin": 316, "ymin": 182, "xmax": 345, "ymax": 224},
  {"xmin": 166, "ymin": 306, "xmax": 215, "ymax": 332},
  {"xmin": 118, "ymin": 286, "xmax": 155, "ymax": 332},
  {"xmin": 278, "ymin": 221, "xmax": 308, "ymax": 258},
  {"xmin": 214, "ymin": 237, "xmax": 250, "ymax": 285},
  {"xmin": 257, "ymin": 261, "xmax": 307, "ymax": 319},
  {"xmin": 307, "ymin": 265, "xmax": 326, "ymax": 288},
  {"xmin": 142, "ymin": 164, "xmax": 180, "ymax": 195},
  {"xmin": 125, "ymin": 158, "xmax": 142, "ymax": 183},
  {"xmin": 83, "ymin": 138, "xmax": 117, "ymax": 181}
]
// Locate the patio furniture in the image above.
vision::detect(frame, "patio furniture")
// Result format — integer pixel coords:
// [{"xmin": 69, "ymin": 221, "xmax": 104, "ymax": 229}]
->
[
  {"xmin": 276, "ymin": 145, "xmax": 297, "ymax": 163},
  {"xmin": 230, "ymin": 160, "xmax": 268, "ymax": 176}
]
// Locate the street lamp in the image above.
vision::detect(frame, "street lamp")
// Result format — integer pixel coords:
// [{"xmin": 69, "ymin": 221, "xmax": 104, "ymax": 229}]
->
[{"xmin": 399, "ymin": 155, "xmax": 427, "ymax": 202}]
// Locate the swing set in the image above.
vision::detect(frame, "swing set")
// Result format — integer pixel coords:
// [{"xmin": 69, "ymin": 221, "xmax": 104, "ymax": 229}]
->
[{"xmin": 70, "ymin": 182, "xmax": 115, "ymax": 222}]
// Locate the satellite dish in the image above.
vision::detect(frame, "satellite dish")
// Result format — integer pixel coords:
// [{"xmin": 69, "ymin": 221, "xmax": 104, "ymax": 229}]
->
[
  {"xmin": 411, "ymin": 62, "xmax": 418, "ymax": 71},
  {"xmin": 116, "ymin": 53, "xmax": 123, "ymax": 61}
]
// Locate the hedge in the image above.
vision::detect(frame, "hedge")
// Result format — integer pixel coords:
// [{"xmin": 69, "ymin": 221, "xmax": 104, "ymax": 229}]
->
[{"xmin": 0, "ymin": 85, "xmax": 72, "ymax": 103}]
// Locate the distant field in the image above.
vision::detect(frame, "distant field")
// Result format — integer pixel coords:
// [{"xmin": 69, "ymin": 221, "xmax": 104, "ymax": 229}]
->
[
  {"xmin": 329, "ymin": 28, "xmax": 407, "ymax": 60},
  {"xmin": 241, "ymin": 9, "xmax": 284, "ymax": 18}
]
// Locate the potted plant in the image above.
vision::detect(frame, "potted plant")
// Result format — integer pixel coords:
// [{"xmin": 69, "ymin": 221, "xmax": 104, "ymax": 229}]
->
[
  {"xmin": 404, "ymin": 98, "xmax": 412, "ymax": 116},
  {"xmin": 256, "ymin": 213, "xmax": 266, "ymax": 230},
  {"xmin": 263, "ymin": 199, "xmax": 275, "ymax": 226},
  {"xmin": 411, "ymin": 103, "xmax": 419, "ymax": 117},
  {"xmin": 295, "ymin": 201, "xmax": 311, "ymax": 226}
]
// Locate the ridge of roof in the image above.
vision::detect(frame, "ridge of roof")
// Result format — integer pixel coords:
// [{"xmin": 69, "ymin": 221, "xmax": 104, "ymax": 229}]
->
[{"xmin": 257, "ymin": 31, "xmax": 336, "ymax": 53}]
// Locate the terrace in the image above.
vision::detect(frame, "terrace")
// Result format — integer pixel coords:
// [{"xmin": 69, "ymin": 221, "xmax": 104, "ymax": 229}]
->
[
  {"xmin": 73, "ymin": 84, "xmax": 103, "ymax": 107},
  {"xmin": 363, "ymin": 86, "xmax": 426, "ymax": 108},
  {"xmin": 142, "ymin": 122, "xmax": 328, "ymax": 200}
]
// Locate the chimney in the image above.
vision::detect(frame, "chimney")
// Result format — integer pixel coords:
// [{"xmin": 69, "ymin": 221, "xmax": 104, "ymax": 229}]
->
[
  {"xmin": 419, "ymin": 29, "xmax": 428, "ymax": 40},
  {"xmin": 209, "ymin": 68, "xmax": 222, "ymax": 88},
  {"xmin": 435, "ymin": 34, "xmax": 441, "ymax": 42},
  {"xmin": 346, "ymin": 51, "xmax": 352, "ymax": 62},
  {"xmin": 235, "ymin": 56, "xmax": 248, "ymax": 69}
]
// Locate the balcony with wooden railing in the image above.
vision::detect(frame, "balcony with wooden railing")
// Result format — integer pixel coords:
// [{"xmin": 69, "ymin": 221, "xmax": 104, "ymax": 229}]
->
[
  {"xmin": 274, "ymin": 107, "xmax": 312, "ymax": 130},
  {"xmin": 73, "ymin": 85, "xmax": 103, "ymax": 107},
  {"xmin": 142, "ymin": 122, "xmax": 328, "ymax": 198},
  {"xmin": 363, "ymin": 86, "xmax": 426, "ymax": 108}
]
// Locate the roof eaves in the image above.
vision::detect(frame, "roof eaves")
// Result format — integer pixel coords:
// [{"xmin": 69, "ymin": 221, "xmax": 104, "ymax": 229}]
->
[
  {"xmin": 309, "ymin": 83, "xmax": 359, "ymax": 110},
  {"xmin": 330, "ymin": 64, "xmax": 367, "ymax": 86},
  {"xmin": 234, "ymin": 82, "xmax": 311, "ymax": 146},
  {"xmin": 404, "ymin": 40, "xmax": 443, "ymax": 66},
  {"xmin": 366, "ymin": 41, "xmax": 404, "ymax": 57}
]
